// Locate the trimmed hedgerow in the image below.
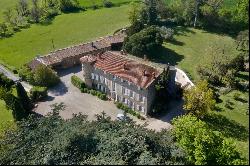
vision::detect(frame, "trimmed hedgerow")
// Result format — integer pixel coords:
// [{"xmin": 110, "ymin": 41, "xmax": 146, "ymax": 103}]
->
[
  {"xmin": 115, "ymin": 102, "xmax": 146, "ymax": 120},
  {"xmin": 71, "ymin": 75, "xmax": 86, "ymax": 89}
]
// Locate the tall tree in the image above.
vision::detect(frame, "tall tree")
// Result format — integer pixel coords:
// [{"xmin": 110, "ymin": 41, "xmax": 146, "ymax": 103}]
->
[
  {"xmin": 31, "ymin": 0, "xmax": 41, "ymax": 23},
  {"xmin": 16, "ymin": 82, "xmax": 32, "ymax": 112},
  {"xmin": 16, "ymin": 0, "xmax": 29, "ymax": 17},
  {"xmin": 183, "ymin": 80, "xmax": 216, "ymax": 118}
]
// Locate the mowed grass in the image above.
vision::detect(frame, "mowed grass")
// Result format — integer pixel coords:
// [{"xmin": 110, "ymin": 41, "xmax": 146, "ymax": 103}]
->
[
  {"xmin": 163, "ymin": 27, "xmax": 249, "ymax": 161},
  {"xmin": 78, "ymin": 0, "xmax": 135, "ymax": 8},
  {"xmin": 0, "ymin": 5, "xmax": 130, "ymax": 69},
  {"xmin": 163, "ymin": 27, "xmax": 238, "ymax": 81},
  {"xmin": 0, "ymin": 100, "xmax": 14, "ymax": 135}
]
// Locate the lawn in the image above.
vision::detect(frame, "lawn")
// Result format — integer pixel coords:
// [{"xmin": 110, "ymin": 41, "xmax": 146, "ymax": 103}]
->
[
  {"xmin": 0, "ymin": 5, "xmax": 130, "ymax": 69},
  {"xmin": 163, "ymin": 26, "xmax": 249, "ymax": 161},
  {"xmin": 0, "ymin": 100, "xmax": 14, "ymax": 136}
]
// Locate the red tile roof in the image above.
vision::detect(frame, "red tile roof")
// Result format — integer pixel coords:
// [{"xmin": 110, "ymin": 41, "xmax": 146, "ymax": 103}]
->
[
  {"xmin": 32, "ymin": 34, "xmax": 125, "ymax": 66},
  {"xmin": 80, "ymin": 51, "xmax": 162, "ymax": 89}
]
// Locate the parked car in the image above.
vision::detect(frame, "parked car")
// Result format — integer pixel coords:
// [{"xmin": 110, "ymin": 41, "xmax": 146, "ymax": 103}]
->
[{"xmin": 117, "ymin": 113, "xmax": 126, "ymax": 121}]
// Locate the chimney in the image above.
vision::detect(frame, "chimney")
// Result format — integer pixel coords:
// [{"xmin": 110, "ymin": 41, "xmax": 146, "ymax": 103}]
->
[
  {"xmin": 143, "ymin": 70, "xmax": 147, "ymax": 76},
  {"xmin": 121, "ymin": 49, "xmax": 124, "ymax": 55},
  {"xmin": 123, "ymin": 62, "xmax": 128, "ymax": 70},
  {"xmin": 91, "ymin": 42, "xmax": 94, "ymax": 47}
]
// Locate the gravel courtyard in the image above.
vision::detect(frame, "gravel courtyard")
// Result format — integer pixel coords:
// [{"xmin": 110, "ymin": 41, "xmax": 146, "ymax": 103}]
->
[{"xmin": 34, "ymin": 66, "xmax": 184, "ymax": 131}]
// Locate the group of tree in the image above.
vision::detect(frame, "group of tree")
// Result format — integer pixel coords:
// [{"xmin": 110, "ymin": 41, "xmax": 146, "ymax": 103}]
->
[
  {"xmin": 197, "ymin": 41, "xmax": 247, "ymax": 89},
  {"xmin": 123, "ymin": 0, "xmax": 175, "ymax": 59},
  {"xmin": 157, "ymin": 0, "xmax": 249, "ymax": 34},
  {"xmin": 19, "ymin": 64, "xmax": 60, "ymax": 88},
  {"xmin": 172, "ymin": 114, "xmax": 246, "ymax": 165},
  {"xmin": 0, "ymin": 0, "xmax": 81, "ymax": 38},
  {"xmin": 0, "ymin": 103, "xmax": 187, "ymax": 165},
  {"xmin": 0, "ymin": 73, "xmax": 32, "ymax": 121}
]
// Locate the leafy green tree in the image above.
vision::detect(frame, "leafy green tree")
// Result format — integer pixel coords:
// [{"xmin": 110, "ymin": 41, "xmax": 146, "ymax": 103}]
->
[
  {"xmin": 0, "ymin": 73, "xmax": 15, "ymax": 91},
  {"xmin": 183, "ymin": 80, "xmax": 216, "ymax": 118},
  {"xmin": 33, "ymin": 65, "xmax": 60, "ymax": 87},
  {"xmin": 16, "ymin": 82, "xmax": 32, "ymax": 112},
  {"xmin": 0, "ymin": 103, "xmax": 187, "ymax": 165},
  {"xmin": 123, "ymin": 26, "xmax": 163, "ymax": 58},
  {"xmin": 196, "ymin": 43, "xmax": 238, "ymax": 87},
  {"xmin": 30, "ymin": 0, "xmax": 41, "ymax": 23},
  {"xmin": 172, "ymin": 115, "xmax": 246, "ymax": 165}
]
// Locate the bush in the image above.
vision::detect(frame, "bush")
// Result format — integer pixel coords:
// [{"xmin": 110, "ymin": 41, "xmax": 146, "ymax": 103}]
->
[
  {"xmin": 71, "ymin": 75, "xmax": 86, "ymax": 90},
  {"xmin": 30, "ymin": 86, "xmax": 48, "ymax": 102},
  {"xmin": 33, "ymin": 65, "xmax": 60, "ymax": 87},
  {"xmin": 103, "ymin": 0, "xmax": 113, "ymax": 8},
  {"xmin": 18, "ymin": 65, "xmax": 35, "ymax": 84},
  {"xmin": 233, "ymin": 92, "xmax": 241, "ymax": 100}
]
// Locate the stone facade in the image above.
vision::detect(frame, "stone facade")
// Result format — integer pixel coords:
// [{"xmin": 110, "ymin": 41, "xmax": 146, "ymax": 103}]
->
[
  {"xmin": 80, "ymin": 51, "xmax": 164, "ymax": 115},
  {"xmin": 83, "ymin": 66, "xmax": 157, "ymax": 115}
]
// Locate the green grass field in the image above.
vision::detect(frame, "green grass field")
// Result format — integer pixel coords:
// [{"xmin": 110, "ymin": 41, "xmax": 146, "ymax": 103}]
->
[
  {"xmin": 0, "ymin": 5, "xmax": 130, "ymax": 69},
  {"xmin": 0, "ymin": 100, "xmax": 14, "ymax": 135}
]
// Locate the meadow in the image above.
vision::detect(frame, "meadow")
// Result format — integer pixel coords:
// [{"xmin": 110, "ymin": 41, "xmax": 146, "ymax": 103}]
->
[{"xmin": 0, "ymin": 5, "xmax": 130, "ymax": 69}]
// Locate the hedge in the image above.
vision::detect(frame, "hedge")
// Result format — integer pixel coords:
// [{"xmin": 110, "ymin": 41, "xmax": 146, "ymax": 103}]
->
[
  {"xmin": 30, "ymin": 86, "xmax": 48, "ymax": 102},
  {"xmin": 71, "ymin": 75, "xmax": 86, "ymax": 89},
  {"xmin": 115, "ymin": 102, "xmax": 146, "ymax": 120}
]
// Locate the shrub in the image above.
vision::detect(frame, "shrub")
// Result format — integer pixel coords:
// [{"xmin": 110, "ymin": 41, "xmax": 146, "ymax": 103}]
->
[
  {"xmin": 233, "ymin": 92, "xmax": 241, "ymax": 100},
  {"xmin": 71, "ymin": 75, "xmax": 86, "ymax": 90},
  {"xmin": 18, "ymin": 65, "xmax": 35, "ymax": 84},
  {"xmin": 98, "ymin": 94, "xmax": 107, "ymax": 101},
  {"xmin": 103, "ymin": 0, "xmax": 113, "ymax": 8},
  {"xmin": 30, "ymin": 86, "xmax": 48, "ymax": 102},
  {"xmin": 33, "ymin": 65, "xmax": 60, "ymax": 87}
]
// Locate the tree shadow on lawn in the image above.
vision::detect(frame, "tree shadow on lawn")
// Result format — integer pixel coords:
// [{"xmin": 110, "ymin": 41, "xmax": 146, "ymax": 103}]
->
[
  {"xmin": 203, "ymin": 113, "xmax": 249, "ymax": 141},
  {"xmin": 168, "ymin": 39, "xmax": 185, "ymax": 46},
  {"xmin": 236, "ymin": 72, "xmax": 249, "ymax": 82},
  {"xmin": 150, "ymin": 46, "xmax": 185, "ymax": 66},
  {"xmin": 174, "ymin": 26, "xmax": 196, "ymax": 37}
]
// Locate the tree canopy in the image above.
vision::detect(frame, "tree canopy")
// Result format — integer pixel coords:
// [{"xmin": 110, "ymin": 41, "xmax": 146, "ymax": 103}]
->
[
  {"xmin": 183, "ymin": 80, "xmax": 216, "ymax": 118},
  {"xmin": 172, "ymin": 114, "xmax": 246, "ymax": 165},
  {"xmin": 0, "ymin": 103, "xmax": 187, "ymax": 165},
  {"xmin": 123, "ymin": 26, "xmax": 163, "ymax": 58}
]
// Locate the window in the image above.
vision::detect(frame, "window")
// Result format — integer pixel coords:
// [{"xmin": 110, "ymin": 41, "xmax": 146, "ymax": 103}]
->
[
  {"xmin": 130, "ymin": 90, "xmax": 133, "ymax": 97},
  {"xmin": 95, "ymin": 74, "xmax": 99, "ymax": 81},
  {"xmin": 125, "ymin": 88, "xmax": 130, "ymax": 96},
  {"xmin": 139, "ymin": 95, "xmax": 143, "ymax": 102},
  {"xmin": 136, "ymin": 104, "xmax": 141, "ymax": 111},
  {"xmin": 112, "ymin": 82, "xmax": 116, "ymax": 91},
  {"xmin": 104, "ymin": 78, "xmax": 108, "ymax": 85},
  {"xmin": 125, "ymin": 98, "xmax": 128, "ymax": 104},
  {"xmin": 122, "ymin": 87, "xmax": 125, "ymax": 94},
  {"xmin": 137, "ymin": 94, "xmax": 140, "ymax": 101},
  {"xmin": 100, "ymin": 76, "xmax": 104, "ymax": 83},
  {"xmin": 142, "ymin": 97, "xmax": 146, "ymax": 103},
  {"xmin": 133, "ymin": 92, "xmax": 136, "ymax": 99},
  {"xmin": 91, "ymin": 73, "xmax": 95, "ymax": 79},
  {"xmin": 141, "ymin": 107, "xmax": 145, "ymax": 113}
]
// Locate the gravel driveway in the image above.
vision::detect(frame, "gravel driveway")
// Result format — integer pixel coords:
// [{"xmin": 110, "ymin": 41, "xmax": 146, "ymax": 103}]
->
[{"xmin": 34, "ymin": 66, "xmax": 184, "ymax": 131}]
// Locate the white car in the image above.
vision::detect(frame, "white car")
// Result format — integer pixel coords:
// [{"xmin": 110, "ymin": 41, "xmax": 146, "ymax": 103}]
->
[{"xmin": 117, "ymin": 113, "xmax": 126, "ymax": 121}]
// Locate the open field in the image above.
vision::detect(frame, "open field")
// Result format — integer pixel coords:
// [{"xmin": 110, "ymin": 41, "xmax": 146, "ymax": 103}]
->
[{"xmin": 0, "ymin": 5, "xmax": 130, "ymax": 69}]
